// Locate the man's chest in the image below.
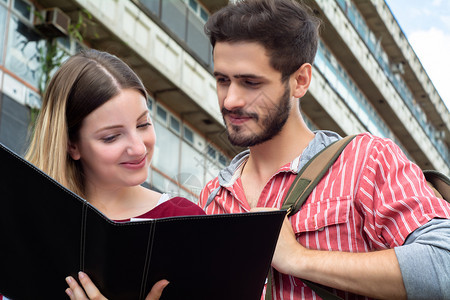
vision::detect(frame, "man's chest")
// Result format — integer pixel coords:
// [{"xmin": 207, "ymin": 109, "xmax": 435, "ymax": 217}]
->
[{"xmin": 222, "ymin": 172, "xmax": 297, "ymax": 211}]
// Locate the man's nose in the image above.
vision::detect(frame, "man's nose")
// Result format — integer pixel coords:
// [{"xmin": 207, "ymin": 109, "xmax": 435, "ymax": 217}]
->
[{"xmin": 223, "ymin": 83, "xmax": 246, "ymax": 111}]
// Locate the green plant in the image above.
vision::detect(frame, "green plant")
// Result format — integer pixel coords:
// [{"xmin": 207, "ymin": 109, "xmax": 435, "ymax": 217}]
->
[{"xmin": 36, "ymin": 9, "xmax": 92, "ymax": 94}]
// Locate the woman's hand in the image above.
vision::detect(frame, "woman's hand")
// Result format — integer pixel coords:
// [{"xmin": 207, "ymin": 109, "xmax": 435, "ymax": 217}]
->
[{"xmin": 65, "ymin": 272, "xmax": 169, "ymax": 300}]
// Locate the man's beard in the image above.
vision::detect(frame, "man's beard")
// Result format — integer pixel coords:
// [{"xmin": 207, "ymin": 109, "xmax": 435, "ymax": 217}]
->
[{"xmin": 221, "ymin": 84, "xmax": 291, "ymax": 147}]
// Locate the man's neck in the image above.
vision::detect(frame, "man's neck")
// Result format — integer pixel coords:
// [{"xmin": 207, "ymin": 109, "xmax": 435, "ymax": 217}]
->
[
  {"xmin": 247, "ymin": 122, "xmax": 313, "ymax": 175},
  {"xmin": 240, "ymin": 119, "xmax": 314, "ymax": 208}
]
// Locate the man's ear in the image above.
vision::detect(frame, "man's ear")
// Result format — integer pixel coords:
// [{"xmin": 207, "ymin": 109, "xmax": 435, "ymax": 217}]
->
[
  {"xmin": 67, "ymin": 141, "xmax": 81, "ymax": 160},
  {"xmin": 290, "ymin": 63, "xmax": 312, "ymax": 99}
]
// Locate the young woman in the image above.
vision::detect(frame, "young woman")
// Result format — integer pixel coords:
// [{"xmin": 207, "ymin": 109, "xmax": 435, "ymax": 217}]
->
[{"xmin": 24, "ymin": 49, "xmax": 204, "ymax": 299}]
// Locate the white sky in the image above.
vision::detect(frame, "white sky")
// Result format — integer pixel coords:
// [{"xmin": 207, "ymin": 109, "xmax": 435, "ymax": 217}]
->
[{"xmin": 385, "ymin": 0, "xmax": 450, "ymax": 110}]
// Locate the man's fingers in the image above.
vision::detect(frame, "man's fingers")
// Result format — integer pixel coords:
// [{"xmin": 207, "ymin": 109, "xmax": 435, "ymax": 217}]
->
[{"xmin": 250, "ymin": 207, "xmax": 278, "ymax": 212}]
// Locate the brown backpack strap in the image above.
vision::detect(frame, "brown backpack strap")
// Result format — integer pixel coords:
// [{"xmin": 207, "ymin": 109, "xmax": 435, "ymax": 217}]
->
[
  {"xmin": 266, "ymin": 135, "xmax": 356, "ymax": 300},
  {"xmin": 281, "ymin": 135, "xmax": 356, "ymax": 216}
]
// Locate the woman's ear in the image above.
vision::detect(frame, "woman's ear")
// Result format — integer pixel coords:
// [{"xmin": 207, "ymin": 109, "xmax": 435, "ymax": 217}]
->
[
  {"xmin": 67, "ymin": 141, "xmax": 81, "ymax": 160},
  {"xmin": 290, "ymin": 63, "xmax": 312, "ymax": 99}
]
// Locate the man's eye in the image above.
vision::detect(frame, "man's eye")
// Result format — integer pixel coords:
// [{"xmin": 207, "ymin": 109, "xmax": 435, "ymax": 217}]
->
[
  {"xmin": 216, "ymin": 77, "xmax": 230, "ymax": 85},
  {"xmin": 245, "ymin": 81, "xmax": 260, "ymax": 86}
]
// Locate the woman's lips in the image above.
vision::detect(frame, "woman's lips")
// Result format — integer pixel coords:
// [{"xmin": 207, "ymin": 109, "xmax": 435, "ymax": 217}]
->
[{"xmin": 120, "ymin": 155, "xmax": 147, "ymax": 169}]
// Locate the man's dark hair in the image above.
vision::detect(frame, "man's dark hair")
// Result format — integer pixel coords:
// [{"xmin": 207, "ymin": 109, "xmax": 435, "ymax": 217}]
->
[{"xmin": 205, "ymin": 0, "xmax": 321, "ymax": 81}]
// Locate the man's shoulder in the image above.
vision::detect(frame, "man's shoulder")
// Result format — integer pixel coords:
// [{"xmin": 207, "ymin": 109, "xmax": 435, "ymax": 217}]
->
[{"xmin": 345, "ymin": 132, "xmax": 400, "ymax": 154}]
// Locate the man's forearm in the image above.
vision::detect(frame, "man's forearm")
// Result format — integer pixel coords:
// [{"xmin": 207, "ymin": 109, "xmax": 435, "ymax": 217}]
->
[{"xmin": 282, "ymin": 248, "xmax": 406, "ymax": 300}]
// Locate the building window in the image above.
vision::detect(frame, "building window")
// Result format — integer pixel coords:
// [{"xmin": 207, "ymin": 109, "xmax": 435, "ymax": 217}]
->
[
  {"xmin": 183, "ymin": 125, "xmax": 194, "ymax": 144},
  {"xmin": 147, "ymin": 97, "xmax": 153, "ymax": 112},
  {"xmin": 5, "ymin": 15, "xmax": 43, "ymax": 88},
  {"xmin": 200, "ymin": 7, "xmax": 208, "ymax": 22},
  {"xmin": 188, "ymin": 0, "xmax": 197, "ymax": 11},
  {"xmin": 13, "ymin": 0, "xmax": 33, "ymax": 21},
  {"xmin": 156, "ymin": 104, "xmax": 167, "ymax": 124},
  {"xmin": 170, "ymin": 115, "xmax": 180, "ymax": 133},
  {"xmin": 218, "ymin": 154, "xmax": 228, "ymax": 167},
  {"xmin": 153, "ymin": 122, "xmax": 180, "ymax": 177},
  {"xmin": 0, "ymin": 5, "xmax": 7, "ymax": 63},
  {"xmin": 180, "ymin": 141, "xmax": 204, "ymax": 188},
  {"xmin": 206, "ymin": 145, "xmax": 216, "ymax": 160},
  {"xmin": 0, "ymin": 93, "xmax": 31, "ymax": 156}
]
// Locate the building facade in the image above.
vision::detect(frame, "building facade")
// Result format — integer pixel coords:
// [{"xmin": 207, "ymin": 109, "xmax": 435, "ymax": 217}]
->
[{"xmin": 0, "ymin": 0, "xmax": 448, "ymax": 203}]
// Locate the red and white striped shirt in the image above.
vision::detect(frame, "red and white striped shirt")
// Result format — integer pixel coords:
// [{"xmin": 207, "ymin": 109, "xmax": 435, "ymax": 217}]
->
[{"xmin": 199, "ymin": 133, "xmax": 450, "ymax": 300}]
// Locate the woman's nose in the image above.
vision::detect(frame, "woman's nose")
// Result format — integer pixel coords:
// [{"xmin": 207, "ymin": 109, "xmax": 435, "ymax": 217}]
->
[{"xmin": 126, "ymin": 133, "xmax": 146, "ymax": 156}]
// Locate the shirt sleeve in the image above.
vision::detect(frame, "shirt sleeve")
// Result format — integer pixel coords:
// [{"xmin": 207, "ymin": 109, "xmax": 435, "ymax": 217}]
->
[
  {"xmin": 394, "ymin": 218, "xmax": 450, "ymax": 299},
  {"xmin": 356, "ymin": 136, "xmax": 450, "ymax": 248}
]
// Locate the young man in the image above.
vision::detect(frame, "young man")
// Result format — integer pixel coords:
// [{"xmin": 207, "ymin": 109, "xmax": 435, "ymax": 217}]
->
[{"xmin": 199, "ymin": 0, "xmax": 450, "ymax": 299}]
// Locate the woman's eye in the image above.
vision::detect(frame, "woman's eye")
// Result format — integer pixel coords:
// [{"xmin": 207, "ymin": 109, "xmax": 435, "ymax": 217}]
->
[
  {"xmin": 137, "ymin": 122, "xmax": 151, "ymax": 129},
  {"xmin": 101, "ymin": 135, "xmax": 119, "ymax": 143}
]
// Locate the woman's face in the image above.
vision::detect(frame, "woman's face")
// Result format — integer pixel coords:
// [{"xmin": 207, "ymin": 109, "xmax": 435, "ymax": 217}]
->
[{"xmin": 68, "ymin": 88, "xmax": 155, "ymax": 192}]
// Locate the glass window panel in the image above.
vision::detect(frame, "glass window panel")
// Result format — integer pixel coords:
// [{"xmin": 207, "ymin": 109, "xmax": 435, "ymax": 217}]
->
[
  {"xmin": 147, "ymin": 97, "xmax": 153, "ymax": 111},
  {"xmin": 218, "ymin": 154, "xmax": 228, "ymax": 167},
  {"xmin": 186, "ymin": 10, "xmax": 210, "ymax": 64},
  {"xmin": 161, "ymin": 0, "xmax": 186, "ymax": 40},
  {"xmin": 0, "ymin": 94, "xmax": 31, "ymax": 156},
  {"xmin": 0, "ymin": 5, "xmax": 6, "ymax": 63},
  {"xmin": 26, "ymin": 90, "xmax": 41, "ymax": 108},
  {"xmin": 188, "ymin": 0, "xmax": 197, "ymax": 11},
  {"xmin": 152, "ymin": 122, "xmax": 180, "ymax": 177},
  {"xmin": 200, "ymin": 7, "xmax": 208, "ymax": 22},
  {"xmin": 180, "ymin": 141, "xmax": 204, "ymax": 187},
  {"xmin": 156, "ymin": 105, "xmax": 167, "ymax": 123},
  {"xmin": 183, "ymin": 125, "xmax": 193, "ymax": 143},
  {"xmin": 206, "ymin": 145, "xmax": 216, "ymax": 160},
  {"xmin": 56, "ymin": 36, "xmax": 71, "ymax": 51},
  {"xmin": 5, "ymin": 15, "xmax": 43, "ymax": 87},
  {"xmin": 140, "ymin": 0, "xmax": 160, "ymax": 16},
  {"xmin": 170, "ymin": 115, "xmax": 180, "ymax": 133},
  {"xmin": 13, "ymin": 0, "xmax": 32, "ymax": 20}
]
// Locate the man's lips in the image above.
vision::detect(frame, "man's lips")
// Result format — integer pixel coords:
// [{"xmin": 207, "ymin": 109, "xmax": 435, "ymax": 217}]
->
[{"xmin": 226, "ymin": 114, "xmax": 253, "ymax": 125}]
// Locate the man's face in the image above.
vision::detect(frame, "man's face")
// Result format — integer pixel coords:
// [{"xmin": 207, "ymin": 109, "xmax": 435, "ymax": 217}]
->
[{"xmin": 213, "ymin": 41, "xmax": 292, "ymax": 147}]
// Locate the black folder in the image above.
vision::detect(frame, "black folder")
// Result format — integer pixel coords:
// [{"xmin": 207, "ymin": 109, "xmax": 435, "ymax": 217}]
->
[{"xmin": 0, "ymin": 142, "xmax": 285, "ymax": 300}]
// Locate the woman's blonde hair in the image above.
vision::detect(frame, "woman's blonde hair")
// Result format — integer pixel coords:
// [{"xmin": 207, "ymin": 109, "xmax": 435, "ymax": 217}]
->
[{"xmin": 25, "ymin": 49, "xmax": 147, "ymax": 198}]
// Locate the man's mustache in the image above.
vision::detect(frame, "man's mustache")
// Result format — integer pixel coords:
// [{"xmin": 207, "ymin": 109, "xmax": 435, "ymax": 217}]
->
[{"xmin": 221, "ymin": 108, "xmax": 259, "ymax": 121}]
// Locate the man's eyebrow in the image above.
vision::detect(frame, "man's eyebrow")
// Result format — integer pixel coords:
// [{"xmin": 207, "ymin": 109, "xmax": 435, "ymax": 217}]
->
[
  {"xmin": 213, "ymin": 71, "xmax": 264, "ymax": 79},
  {"xmin": 213, "ymin": 71, "xmax": 227, "ymax": 77},
  {"xmin": 234, "ymin": 74, "xmax": 264, "ymax": 79}
]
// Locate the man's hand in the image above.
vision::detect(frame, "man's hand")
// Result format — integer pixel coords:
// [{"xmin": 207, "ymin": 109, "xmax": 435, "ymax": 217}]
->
[
  {"xmin": 250, "ymin": 207, "xmax": 305, "ymax": 274},
  {"xmin": 65, "ymin": 272, "xmax": 169, "ymax": 300}
]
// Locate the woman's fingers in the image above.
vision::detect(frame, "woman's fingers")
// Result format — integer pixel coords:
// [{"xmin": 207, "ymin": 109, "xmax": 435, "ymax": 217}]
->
[
  {"xmin": 66, "ymin": 272, "xmax": 168, "ymax": 300},
  {"xmin": 65, "ymin": 272, "xmax": 107, "ymax": 300},
  {"xmin": 145, "ymin": 280, "xmax": 170, "ymax": 300},
  {"xmin": 65, "ymin": 275, "xmax": 88, "ymax": 300}
]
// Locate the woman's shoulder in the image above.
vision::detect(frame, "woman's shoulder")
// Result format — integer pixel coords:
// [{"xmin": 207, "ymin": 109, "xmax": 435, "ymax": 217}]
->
[{"xmin": 135, "ymin": 196, "xmax": 206, "ymax": 219}]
